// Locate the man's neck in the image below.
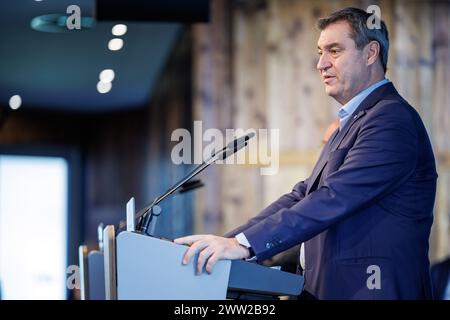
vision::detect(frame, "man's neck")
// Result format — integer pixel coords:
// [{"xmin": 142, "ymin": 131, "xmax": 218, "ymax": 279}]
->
[{"xmin": 340, "ymin": 75, "xmax": 386, "ymax": 105}]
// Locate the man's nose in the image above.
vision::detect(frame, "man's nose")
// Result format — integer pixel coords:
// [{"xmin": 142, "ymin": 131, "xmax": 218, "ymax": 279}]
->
[{"xmin": 317, "ymin": 53, "xmax": 331, "ymax": 72}]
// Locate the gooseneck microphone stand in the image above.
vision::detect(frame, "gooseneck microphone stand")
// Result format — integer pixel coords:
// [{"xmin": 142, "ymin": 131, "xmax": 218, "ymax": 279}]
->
[{"xmin": 135, "ymin": 132, "xmax": 255, "ymax": 237}]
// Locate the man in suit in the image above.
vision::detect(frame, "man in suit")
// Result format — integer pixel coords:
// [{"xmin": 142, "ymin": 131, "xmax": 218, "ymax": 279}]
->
[{"xmin": 175, "ymin": 7, "xmax": 437, "ymax": 299}]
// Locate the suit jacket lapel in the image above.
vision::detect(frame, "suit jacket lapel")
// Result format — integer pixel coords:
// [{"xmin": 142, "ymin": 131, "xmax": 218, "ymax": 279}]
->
[
  {"xmin": 330, "ymin": 82, "xmax": 398, "ymax": 151},
  {"xmin": 329, "ymin": 109, "xmax": 367, "ymax": 152},
  {"xmin": 305, "ymin": 82, "xmax": 396, "ymax": 194},
  {"xmin": 306, "ymin": 129, "xmax": 339, "ymax": 194}
]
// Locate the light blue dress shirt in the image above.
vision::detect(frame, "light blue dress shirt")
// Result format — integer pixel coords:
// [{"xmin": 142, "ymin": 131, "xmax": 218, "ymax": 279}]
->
[{"xmin": 338, "ymin": 79, "xmax": 390, "ymax": 129}]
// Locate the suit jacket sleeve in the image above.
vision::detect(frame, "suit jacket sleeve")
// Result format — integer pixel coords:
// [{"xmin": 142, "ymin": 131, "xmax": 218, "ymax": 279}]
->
[
  {"xmin": 242, "ymin": 102, "xmax": 419, "ymax": 261},
  {"xmin": 224, "ymin": 177, "xmax": 310, "ymax": 238}
]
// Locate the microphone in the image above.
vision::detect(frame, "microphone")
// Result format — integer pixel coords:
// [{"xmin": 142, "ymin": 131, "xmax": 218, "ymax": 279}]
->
[
  {"xmin": 218, "ymin": 131, "xmax": 255, "ymax": 160},
  {"xmin": 227, "ymin": 131, "xmax": 255, "ymax": 150},
  {"xmin": 178, "ymin": 179, "xmax": 204, "ymax": 194},
  {"xmin": 137, "ymin": 132, "xmax": 256, "ymax": 236}
]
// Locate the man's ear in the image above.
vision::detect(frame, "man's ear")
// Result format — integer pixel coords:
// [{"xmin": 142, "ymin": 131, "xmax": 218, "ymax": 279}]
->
[{"xmin": 366, "ymin": 40, "xmax": 380, "ymax": 67}]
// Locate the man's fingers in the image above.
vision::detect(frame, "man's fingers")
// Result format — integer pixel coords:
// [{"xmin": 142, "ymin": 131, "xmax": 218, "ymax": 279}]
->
[
  {"xmin": 182, "ymin": 240, "xmax": 208, "ymax": 265},
  {"xmin": 205, "ymin": 253, "xmax": 220, "ymax": 274},
  {"xmin": 174, "ymin": 234, "xmax": 205, "ymax": 245},
  {"xmin": 197, "ymin": 248, "xmax": 214, "ymax": 275},
  {"xmin": 173, "ymin": 235, "xmax": 236, "ymax": 273}
]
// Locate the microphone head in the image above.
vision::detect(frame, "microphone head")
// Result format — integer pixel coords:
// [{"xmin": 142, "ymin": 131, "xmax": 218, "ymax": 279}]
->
[
  {"xmin": 246, "ymin": 132, "xmax": 256, "ymax": 140},
  {"xmin": 220, "ymin": 141, "xmax": 248, "ymax": 160},
  {"xmin": 226, "ymin": 132, "xmax": 256, "ymax": 149}
]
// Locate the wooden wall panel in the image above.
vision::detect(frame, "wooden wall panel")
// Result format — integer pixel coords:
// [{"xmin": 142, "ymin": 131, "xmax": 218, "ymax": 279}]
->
[
  {"xmin": 192, "ymin": 0, "xmax": 233, "ymax": 234},
  {"xmin": 430, "ymin": 1, "xmax": 450, "ymax": 260},
  {"xmin": 221, "ymin": 1, "xmax": 268, "ymax": 232}
]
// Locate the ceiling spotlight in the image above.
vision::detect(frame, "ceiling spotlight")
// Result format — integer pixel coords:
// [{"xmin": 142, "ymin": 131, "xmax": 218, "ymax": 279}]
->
[
  {"xmin": 30, "ymin": 14, "xmax": 95, "ymax": 33},
  {"xmin": 99, "ymin": 69, "xmax": 115, "ymax": 83},
  {"xmin": 112, "ymin": 24, "xmax": 127, "ymax": 36},
  {"xmin": 9, "ymin": 95, "xmax": 22, "ymax": 110},
  {"xmin": 108, "ymin": 38, "xmax": 123, "ymax": 51},
  {"xmin": 97, "ymin": 81, "xmax": 112, "ymax": 94}
]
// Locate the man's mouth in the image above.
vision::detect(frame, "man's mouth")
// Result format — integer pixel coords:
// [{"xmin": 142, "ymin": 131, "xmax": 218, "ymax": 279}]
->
[{"xmin": 323, "ymin": 75, "xmax": 336, "ymax": 84}]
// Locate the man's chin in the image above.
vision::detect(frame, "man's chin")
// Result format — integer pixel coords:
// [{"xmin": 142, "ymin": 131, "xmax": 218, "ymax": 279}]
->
[{"xmin": 324, "ymin": 86, "xmax": 336, "ymax": 97}]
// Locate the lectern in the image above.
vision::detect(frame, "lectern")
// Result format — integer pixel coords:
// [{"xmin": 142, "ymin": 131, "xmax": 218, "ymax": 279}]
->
[
  {"xmin": 115, "ymin": 231, "xmax": 304, "ymax": 300},
  {"xmin": 110, "ymin": 134, "xmax": 305, "ymax": 299},
  {"xmin": 78, "ymin": 246, "xmax": 105, "ymax": 300}
]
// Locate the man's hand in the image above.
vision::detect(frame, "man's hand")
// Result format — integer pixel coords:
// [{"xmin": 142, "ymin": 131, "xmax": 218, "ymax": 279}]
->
[{"xmin": 173, "ymin": 235, "xmax": 250, "ymax": 274}]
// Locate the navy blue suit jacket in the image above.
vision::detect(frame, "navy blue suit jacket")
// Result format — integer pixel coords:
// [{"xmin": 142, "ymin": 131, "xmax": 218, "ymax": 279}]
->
[{"xmin": 227, "ymin": 83, "xmax": 437, "ymax": 299}]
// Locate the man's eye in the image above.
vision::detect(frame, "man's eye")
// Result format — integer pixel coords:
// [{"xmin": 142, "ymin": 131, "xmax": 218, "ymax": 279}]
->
[
  {"xmin": 330, "ymin": 49, "xmax": 339, "ymax": 55},
  {"xmin": 318, "ymin": 51, "xmax": 322, "ymax": 55}
]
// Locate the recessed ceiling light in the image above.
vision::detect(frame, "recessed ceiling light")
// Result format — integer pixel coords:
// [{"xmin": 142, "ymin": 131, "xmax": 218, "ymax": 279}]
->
[
  {"xmin": 97, "ymin": 81, "xmax": 112, "ymax": 94},
  {"xmin": 99, "ymin": 69, "xmax": 115, "ymax": 83},
  {"xmin": 108, "ymin": 38, "xmax": 123, "ymax": 51},
  {"xmin": 112, "ymin": 24, "xmax": 127, "ymax": 36},
  {"xmin": 30, "ymin": 14, "xmax": 95, "ymax": 33},
  {"xmin": 9, "ymin": 95, "xmax": 22, "ymax": 110}
]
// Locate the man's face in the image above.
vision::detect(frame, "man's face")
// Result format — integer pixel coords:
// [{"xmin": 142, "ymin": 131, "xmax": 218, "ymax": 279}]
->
[{"xmin": 317, "ymin": 21, "xmax": 370, "ymax": 105}]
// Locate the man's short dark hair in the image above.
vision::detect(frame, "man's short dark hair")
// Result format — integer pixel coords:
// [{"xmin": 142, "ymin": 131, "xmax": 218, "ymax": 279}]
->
[{"xmin": 317, "ymin": 7, "xmax": 389, "ymax": 74}]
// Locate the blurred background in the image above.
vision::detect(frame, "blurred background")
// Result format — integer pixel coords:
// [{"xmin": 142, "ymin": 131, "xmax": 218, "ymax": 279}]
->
[{"xmin": 0, "ymin": 0, "xmax": 448, "ymax": 299}]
